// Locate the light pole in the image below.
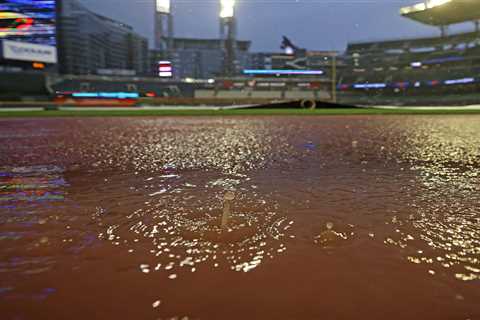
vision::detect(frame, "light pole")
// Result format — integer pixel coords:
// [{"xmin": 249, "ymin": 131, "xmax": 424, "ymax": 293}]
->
[
  {"xmin": 220, "ymin": 0, "xmax": 237, "ymax": 76},
  {"xmin": 154, "ymin": 0, "xmax": 173, "ymax": 51}
]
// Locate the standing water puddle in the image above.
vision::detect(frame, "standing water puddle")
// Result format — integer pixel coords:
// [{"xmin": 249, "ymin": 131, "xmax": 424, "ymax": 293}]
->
[{"xmin": 0, "ymin": 116, "xmax": 479, "ymax": 320}]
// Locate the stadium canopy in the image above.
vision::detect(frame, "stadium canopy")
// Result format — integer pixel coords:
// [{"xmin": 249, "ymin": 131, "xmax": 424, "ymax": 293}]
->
[{"xmin": 400, "ymin": 0, "xmax": 480, "ymax": 26}]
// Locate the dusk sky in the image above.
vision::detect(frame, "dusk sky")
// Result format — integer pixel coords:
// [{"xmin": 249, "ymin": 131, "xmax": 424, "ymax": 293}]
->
[{"xmin": 80, "ymin": 0, "xmax": 472, "ymax": 52}]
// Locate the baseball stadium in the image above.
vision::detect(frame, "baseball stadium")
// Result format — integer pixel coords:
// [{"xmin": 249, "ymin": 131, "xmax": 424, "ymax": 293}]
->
[{"xmin": 1, "ymin": 1, "xmax": 480, "ymax": 320}]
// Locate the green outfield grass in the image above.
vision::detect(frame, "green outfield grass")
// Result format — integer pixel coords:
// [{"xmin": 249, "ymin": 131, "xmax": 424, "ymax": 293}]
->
[{"xmin": 1, "ymin": 108, "xmax": 480, "ymax": 117}]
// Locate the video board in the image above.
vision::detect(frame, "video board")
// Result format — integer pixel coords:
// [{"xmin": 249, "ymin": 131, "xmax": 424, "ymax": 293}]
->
[{"xmin": 0, "ymin": 0, "xmax": 56, "ymax": 47}]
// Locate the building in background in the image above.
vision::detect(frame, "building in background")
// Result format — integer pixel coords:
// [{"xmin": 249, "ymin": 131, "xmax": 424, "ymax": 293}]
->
[
  {"xmin": 247, "ymin": 52, "xmax": 275, "ymax": 71},
  {"xmin": 59, "ymin": 0, "xmax": 149, "ymax": 76},
  {"xmin": 150, "ymin": 0, "xmax": 249, "ymax": 79},
  {"xmin": 245, "ymin": 37, "xmax": 338, "ymax": 79},
  {"xmin": 150, "ymin": 38, "xmax": 251, "ymax": 79}
]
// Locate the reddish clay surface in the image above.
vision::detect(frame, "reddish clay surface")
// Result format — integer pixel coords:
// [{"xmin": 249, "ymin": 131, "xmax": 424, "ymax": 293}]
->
[{"xmin": 0, "ymin": 116, "xmax": 479, "ymax": 320}]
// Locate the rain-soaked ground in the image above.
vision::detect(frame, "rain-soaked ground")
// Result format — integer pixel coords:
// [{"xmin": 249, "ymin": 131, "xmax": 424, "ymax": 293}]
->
[{"xmin": 0, "ymin": 116, "xmax": 479, "ymax": 320}]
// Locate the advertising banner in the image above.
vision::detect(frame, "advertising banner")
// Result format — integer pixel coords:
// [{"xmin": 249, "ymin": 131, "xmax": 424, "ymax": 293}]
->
[{"xmin": 2, "ymin": 40, "xmax": 57, "ymax": 63}]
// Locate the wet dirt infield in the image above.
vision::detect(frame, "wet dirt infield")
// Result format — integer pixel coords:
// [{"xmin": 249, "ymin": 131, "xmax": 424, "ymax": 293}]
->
[{"xmin": 0, "ymin": 116, "xmax": 479, "ymax": 320}]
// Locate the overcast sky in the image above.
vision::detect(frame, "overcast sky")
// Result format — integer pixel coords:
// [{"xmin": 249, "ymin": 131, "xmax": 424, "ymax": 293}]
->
[{"xmin": 79, "ymin": 0, "xmax": 472, "ymax": 52}]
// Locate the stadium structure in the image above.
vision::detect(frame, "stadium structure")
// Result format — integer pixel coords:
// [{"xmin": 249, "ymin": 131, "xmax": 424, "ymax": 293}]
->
[
  {"xmin": 338, "ymin": 0, "xmax": 480, "ymax": 104},
  {"xmin": 154, "ymin": 0, "xmax": 174, "ymax": 52},
  {"xmin": 400, "ymin": 0, "xmax": 480, "ymax": 33},
  {"xmin": 4, "ymin": 0, "xmax": 480, "ymax": 106}
]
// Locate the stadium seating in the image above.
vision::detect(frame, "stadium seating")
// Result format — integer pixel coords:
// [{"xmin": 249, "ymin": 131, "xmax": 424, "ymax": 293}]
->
[
  {"xmin": 340, "ymin": 31, "xmax": 480, "ymax": 95},
  {"xmin": 52, "ymin": 77, "xmax": 190, "ymax": 97}
]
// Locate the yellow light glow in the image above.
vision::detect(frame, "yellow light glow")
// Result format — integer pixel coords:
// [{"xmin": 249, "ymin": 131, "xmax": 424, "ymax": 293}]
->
[
  {"xmin": 426, "ymin": 0, "xmax": 451, "ymax": 9},
  {"xmin": 220, "ymin": 0, "xmax": 235, "ymax": 18},
  {"xmin": 0, "ymin": 12, "xmax": 27, "ymax": 19},
  {"xmin": 400, "ymin": 0, "xmax": 452, "ymax": 15},
  {"xmin": 156, "ymin": 0, "xmax": 170, "ymax": 14}
]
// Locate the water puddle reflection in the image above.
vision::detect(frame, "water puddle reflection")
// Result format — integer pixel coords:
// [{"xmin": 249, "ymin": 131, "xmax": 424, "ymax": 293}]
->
[
  {"xmin": 97, "ymin": 172, "xmax": 293, "ymax": 278},
  {"xmin": 1, "ymin": 117, "xmax": 480, "ymax": 319}
]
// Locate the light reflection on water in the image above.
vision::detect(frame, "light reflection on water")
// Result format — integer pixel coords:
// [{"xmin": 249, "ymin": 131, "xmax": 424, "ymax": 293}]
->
[
  {"xmin": 0, "ymin": 117, "xmax": 480, "ymax": 319},
  {"xmin": 74, "ymin": 119, "xmax": 296, "ymax": 174},
  {"xmin": 0, "ymin": 166, "xmax": 69, "ymax": 279},
  {"xmin": 0, "ymin": 166, "xmax": 67, "ymax": 203},
  {"xmin": 96, "ymin": 172, "xmax": 293, "ymax": 277},
  {"xmin": 385, "ymin": 118, "xmax": 480, "ymax": 281}
]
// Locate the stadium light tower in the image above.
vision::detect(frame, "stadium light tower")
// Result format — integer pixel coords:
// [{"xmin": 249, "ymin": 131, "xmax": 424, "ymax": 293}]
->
[
  {"xmin": 154, "ymin": 0, "xmax": 174, "ymax": 51},
  {"xmin": 220, "ymin": 0, "xmax": 237, "ymax": 76}
]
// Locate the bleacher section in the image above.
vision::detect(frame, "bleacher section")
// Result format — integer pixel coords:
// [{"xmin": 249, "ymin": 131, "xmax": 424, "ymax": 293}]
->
[
  {"xmin": 339, "ymin": 31, "xmax": 480, "ymax": 95},
  {"xmin": 51, "ymin": 76, "xmax": 198, "ymax": 97}
]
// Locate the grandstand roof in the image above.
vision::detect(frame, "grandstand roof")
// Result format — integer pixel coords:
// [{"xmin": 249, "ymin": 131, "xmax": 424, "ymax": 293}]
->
[
  {"xmin": 346, "ymin": 31, "xmax": 479, "ymax": 53},
  {"xmin": 400, "ymin": 0, "xmax": 480, "ymax": 26}
]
